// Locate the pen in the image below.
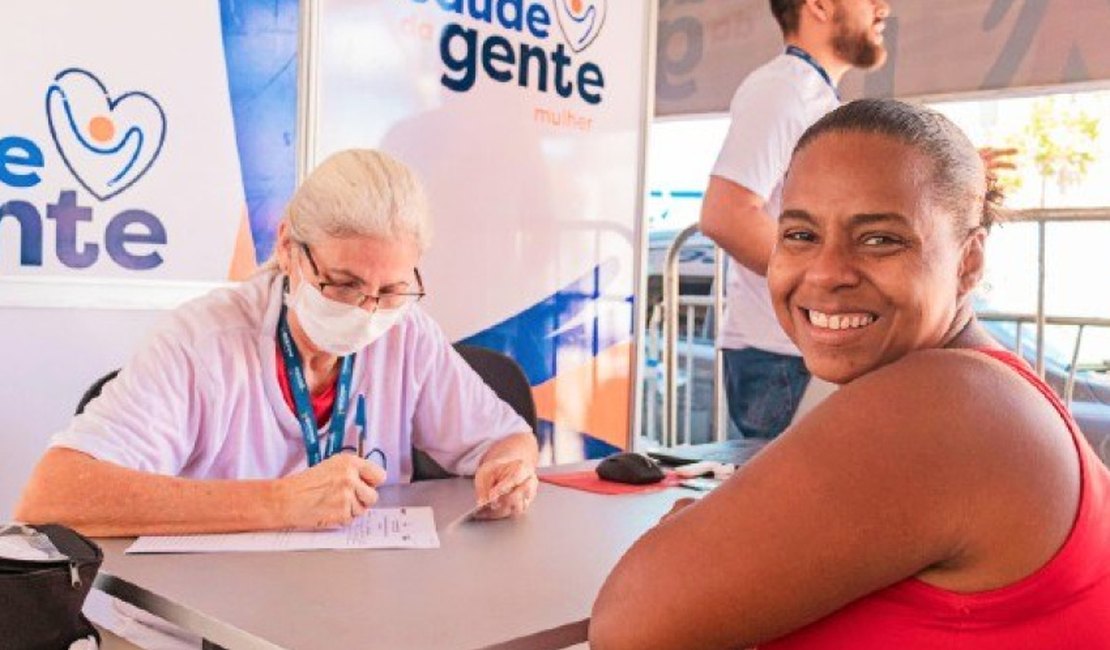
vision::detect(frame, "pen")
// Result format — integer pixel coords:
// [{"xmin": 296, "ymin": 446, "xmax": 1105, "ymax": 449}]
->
[
  {"xmin": 453, "ymin": 469, "xmax": 537, "ymax": 526},
  {"xmin": 356, "ymin": 394, "xmax": 366, "ymax": 459}
]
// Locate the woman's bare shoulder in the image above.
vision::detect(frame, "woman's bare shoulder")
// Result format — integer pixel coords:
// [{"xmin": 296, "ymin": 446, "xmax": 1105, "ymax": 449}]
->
[
  {"xmin": 787, "ymin": 348, "xmax": 1041, "ymax": 461},
  {"xmin": 787, "ymin": 346, "xmax": 1071, "ymax": 479},
  {"xmin": 832, "ymin": 348, "xmax": 1015, "ymax": 416},
  {"xmin": 856, "ymin": 346, "xmax": 1008, "ymax": 386}
]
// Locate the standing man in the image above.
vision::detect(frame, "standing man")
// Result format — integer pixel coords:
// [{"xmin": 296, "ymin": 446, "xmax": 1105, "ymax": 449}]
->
[{"xmin": 700, "ymin": 0, "xmax": 890, "ymax": 438}]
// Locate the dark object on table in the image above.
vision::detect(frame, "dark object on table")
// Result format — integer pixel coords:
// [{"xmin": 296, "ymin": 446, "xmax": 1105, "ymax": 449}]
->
[
  {"xmin": 0, "ymin": 523, "xmax": 103, "ymax": 649},
  {"xmin": 596, "ymin": 452, "xmax": 666, "ymax": 485},
  {"xmin": 646, "ymin": 438, "xmax": 769, "ymax": 466}
]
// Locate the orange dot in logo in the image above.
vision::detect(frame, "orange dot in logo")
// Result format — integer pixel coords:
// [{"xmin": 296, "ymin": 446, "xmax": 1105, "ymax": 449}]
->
[
  {"xmin": 570, "ymin": 0, "xmax": 583, "ymax": 12},
  {"xmin": 88, "ymin": 116, "xmax": 115, "ymax": 143}
]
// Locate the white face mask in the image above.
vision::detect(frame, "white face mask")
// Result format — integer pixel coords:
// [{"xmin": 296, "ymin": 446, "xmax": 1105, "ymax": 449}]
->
[{"xmin": 287, "ymin": 275, "xmax": 410, "ymax": 357}]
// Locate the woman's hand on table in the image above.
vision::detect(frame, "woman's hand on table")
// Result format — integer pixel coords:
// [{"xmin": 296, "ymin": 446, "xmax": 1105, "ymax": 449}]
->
[
  {"xmin": 660, "ymin": 497, "xmax": 697, "ymax": 524},
  {"xmin": 474, "ymin": 456, "xmax": 538, "ymax": 519},
  {"xmin": 279, "ymin": 453, "xmax": 387, "ymax": 529}
]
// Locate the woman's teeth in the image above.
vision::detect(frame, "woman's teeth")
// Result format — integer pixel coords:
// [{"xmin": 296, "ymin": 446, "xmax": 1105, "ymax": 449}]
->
[{"xmin": 807, "ymin": 310, "xmax": 875, "ymax": 330}]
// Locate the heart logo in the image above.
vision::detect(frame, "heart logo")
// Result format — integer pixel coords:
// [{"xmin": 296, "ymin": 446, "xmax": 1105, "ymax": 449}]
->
[
  {"xmin": 45, "ymin": 68, "xmax": 167, "ymax": 201},
  {"xmin": 553, "ymin": 0, "xmax": 607, "ymax": 53}
]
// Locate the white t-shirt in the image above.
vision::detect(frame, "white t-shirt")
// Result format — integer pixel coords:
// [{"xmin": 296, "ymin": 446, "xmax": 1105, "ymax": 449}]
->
[
  {"xmin": 51, "ymin": 270, "xmax": 529, "ymax": 482},
  {"xmin": 711, "ymin": 53, "xmax": 840, "ymax": 355}
]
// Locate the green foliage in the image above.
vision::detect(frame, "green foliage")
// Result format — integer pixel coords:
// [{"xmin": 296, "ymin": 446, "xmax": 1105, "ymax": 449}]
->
[{"xmin": 1003, "ymin": 96, "xmax": 1101, "ymax": 201}]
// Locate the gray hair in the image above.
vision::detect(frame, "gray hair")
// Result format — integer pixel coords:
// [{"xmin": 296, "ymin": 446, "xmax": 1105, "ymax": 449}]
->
[
  {"xmin": 794, "ymin": 98, "xmax": 1002, "ymax": 231},
  {"xmin": 263, "ymin": 149, "xmax": 431, "ymax": 269}
]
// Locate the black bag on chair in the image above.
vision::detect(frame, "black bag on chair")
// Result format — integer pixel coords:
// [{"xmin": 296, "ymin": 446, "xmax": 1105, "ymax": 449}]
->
[{"xmin": 0, "ymin": 523, "xmax": 103, "ymax": 649}]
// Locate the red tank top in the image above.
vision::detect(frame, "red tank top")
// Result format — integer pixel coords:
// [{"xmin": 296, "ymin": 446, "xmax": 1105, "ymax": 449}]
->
[{"xmin": 762, "ymin": 348, "xmax": 1110, "ymax": 649}]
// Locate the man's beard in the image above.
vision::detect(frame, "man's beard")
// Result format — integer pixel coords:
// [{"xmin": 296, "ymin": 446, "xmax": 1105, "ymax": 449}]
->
[{"xmin": 831, "ymin": 9, "xmax": 887, "ymax": 69}]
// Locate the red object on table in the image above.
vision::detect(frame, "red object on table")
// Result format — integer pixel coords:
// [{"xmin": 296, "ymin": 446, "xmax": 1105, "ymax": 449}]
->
[{"xmin": 540, "ymin": 470, "xmax": 684, "ymax": 495}]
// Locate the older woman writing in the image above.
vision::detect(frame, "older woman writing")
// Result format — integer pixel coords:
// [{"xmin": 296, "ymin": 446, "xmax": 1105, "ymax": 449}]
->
[
  {"xmin": 16, "ymin": 149, "xmax": 538, "ymax": 536},
  {"xmin": 591, "ymin": 99, "xmax": 1110, "ymax": 648}
]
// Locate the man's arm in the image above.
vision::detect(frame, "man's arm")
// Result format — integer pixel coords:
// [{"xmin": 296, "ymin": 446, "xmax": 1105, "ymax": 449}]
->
[
  {"xmin": 701, "ymin": 74, "xmax": 814, "ymax": 277},
  {"xmin": 15, "ymin": 447, "xmax": 385, "ymax": 537},
  {"xmin": 699, "ymin": 175, "xmax": 779, "ymax": 277}
]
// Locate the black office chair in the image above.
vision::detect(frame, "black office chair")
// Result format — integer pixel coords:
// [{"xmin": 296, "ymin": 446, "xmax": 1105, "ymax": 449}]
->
[
  {"xmin": 75, "ymin": 369, "xmax": 120, "ymax": 415},
  {"xmin": 452, "ymin": 343, "xmax": 537, "ymax": 431},
  {"xmin": 411, "ymin": 343, "xmax": 538, "ymax": 481}
]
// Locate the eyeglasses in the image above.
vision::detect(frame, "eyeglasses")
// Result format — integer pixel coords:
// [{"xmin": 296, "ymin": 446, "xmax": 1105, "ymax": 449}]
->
[{"xmin": 298, "ymin": 243, "xmax": 425, "ymax": 310}]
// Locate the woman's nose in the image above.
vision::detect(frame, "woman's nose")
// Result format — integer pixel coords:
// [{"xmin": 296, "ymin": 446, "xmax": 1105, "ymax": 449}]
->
[{"xmin": 806, "ymin": 241, "xmax": 861, "ymax": 290}]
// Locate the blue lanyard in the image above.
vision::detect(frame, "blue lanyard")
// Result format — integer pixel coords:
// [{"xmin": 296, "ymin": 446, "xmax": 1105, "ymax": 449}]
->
[
  {"xmin": 277, "ymin": 303, "xmax": 354, "ymax": 467},
  {"xmin": 785, "ymin": 45, "xmax": 839, "ymax": 100}
]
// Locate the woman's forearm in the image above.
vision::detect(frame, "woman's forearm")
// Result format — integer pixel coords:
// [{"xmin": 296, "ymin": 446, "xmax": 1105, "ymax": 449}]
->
[
  {"xmin": 15, "ymin": 448, "xmax": 288, "ymax": 537},
  {"xmin": 480, "ymin": 431, "xmax": 539, "ymax": 467}
]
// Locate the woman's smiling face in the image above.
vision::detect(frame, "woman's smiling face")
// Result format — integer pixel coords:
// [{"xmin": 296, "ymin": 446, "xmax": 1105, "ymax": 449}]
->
[{"xmin": 769, "ymin": 130, "xmax": 984, "ymax": 384}]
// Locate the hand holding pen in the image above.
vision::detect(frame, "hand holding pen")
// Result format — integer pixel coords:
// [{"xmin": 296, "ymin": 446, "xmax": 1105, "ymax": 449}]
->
[
  {"xmin": 279, "ymin": 453, "xmax": 386, "ymax": 529},
  {"xmin": 472, "ymin": 456, "xmax": 538, "ymax": 520}
]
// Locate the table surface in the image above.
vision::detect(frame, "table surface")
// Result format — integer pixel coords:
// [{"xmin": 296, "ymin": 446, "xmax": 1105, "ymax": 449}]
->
[{"xmin": 94, "ymin": 475, "xmax": 689, "ymax": 650}]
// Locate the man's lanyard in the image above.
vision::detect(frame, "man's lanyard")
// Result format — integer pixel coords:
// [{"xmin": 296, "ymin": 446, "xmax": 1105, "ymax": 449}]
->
[
  {"xmin": 277, "ymin": 303, "xmax": 354, "ymax": 467},
  {"xmin": 785, "ymin": 45, "xmax": 839, "ymax": 100}
]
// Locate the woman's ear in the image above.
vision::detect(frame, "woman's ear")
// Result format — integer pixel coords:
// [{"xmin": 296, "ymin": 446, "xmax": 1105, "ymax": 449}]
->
[
  {"xmin": 957, "ymin": 227, "xmax": 987, "ymax": 299},
  {"xmin": 275, "ymin": 221, "xmax": 293, "ymax": 275}
]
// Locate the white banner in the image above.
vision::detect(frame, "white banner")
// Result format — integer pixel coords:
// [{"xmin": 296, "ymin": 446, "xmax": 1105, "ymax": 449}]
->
[
  {"xmin": 0, "ymin": 2, "xmax": 248, "ymax": 305},
  {"xmin": 312, "ymin": 0, "xmax": 652, "ymax": 455}
]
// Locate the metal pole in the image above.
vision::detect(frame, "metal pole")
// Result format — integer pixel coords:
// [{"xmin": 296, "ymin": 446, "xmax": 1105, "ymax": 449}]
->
[
  {"xmin": 645, "ymin": 305, "xmax": 662, "ymax": 445},
  {"xmin": 978, "ymin": 312, "xmax": 1110, "ymax": 329},
  {"xmin": 684, "ymin": 304, "xmax": 694, "ymax": 444},
  {"xmin": 663, "ymin": 224, "xmax": 697, "ymax": 447},
  {"xmin": 713, "ymin": 249, "xmax": 726, "ymax": 442},
  {"xmin": 1036, "ymin": 219, "xmax": 1046, "ymax": 377},
  {"xmin": 627, "ymin": 0, "xmax": 658, "ymax": 453},
  {"xmin": 1065, "ymin": 324, "xmax": 1085, "ymax": 407},
  {"xmin": 295, "ymin": 0, "xmax": 320, "ymax": 183}
]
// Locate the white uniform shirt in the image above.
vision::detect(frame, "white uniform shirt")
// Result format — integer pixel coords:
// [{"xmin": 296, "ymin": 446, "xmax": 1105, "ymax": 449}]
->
[
  {"xmin": 64, "ymin": 271, "xmax": 530, "ymax": 649},
  {"xmin": 51, "ymin": 270, "xmax": 529, "ymax": 481},
  {"xmin": 711, "ymin": 53, "xmax": 840, "ymax": 355}
]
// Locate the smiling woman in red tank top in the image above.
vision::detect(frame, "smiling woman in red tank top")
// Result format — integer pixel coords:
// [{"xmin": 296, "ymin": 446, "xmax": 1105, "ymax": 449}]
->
[{"xmin": 590, "ymin": 97, "xmax": 1110, "ymax": 649}]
